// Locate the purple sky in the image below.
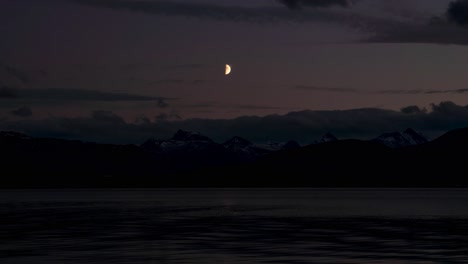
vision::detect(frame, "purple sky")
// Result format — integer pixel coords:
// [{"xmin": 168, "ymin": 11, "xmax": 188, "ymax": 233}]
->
[{"xmin": 2, "ymin": 0, "xmax": 468, "ymax": 143}]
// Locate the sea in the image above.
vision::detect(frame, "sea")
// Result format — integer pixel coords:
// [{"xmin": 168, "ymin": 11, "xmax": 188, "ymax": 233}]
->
[{"xmin": 1, "ymin": 188, "xmax": 468, "ymax": 264}]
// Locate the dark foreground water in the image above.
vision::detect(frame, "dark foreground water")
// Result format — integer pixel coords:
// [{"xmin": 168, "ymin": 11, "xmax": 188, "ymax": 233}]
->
[{"xmin": 1, "ymin": 189, "xmax": 468, "ymax": 264}]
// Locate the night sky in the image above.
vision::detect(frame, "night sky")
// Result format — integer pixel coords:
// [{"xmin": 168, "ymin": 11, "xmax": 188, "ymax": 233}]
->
[{"xmin": 3, "ymin": 0, "xmax": 468, "ymax": 143}]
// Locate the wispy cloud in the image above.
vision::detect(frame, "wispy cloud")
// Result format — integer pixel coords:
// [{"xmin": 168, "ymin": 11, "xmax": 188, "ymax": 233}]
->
[
  {"xmin": 122, "ymin": 63, "xmax": 204, "ymax": 71},
  {"xmin": 427, "ymin": 88, "xmax": 468, "ymax": 94},
  {"xmin": 11, "ymin": 107, "xmax": 33, "ymax": 117},
  {"xmin": 150, "ymin": 79, "xmax": 207, "ymax": 85},
  {"xmin": 0, "ymin": 88, "xmax": 173, "ymax": 102},
  {"xmin": 364, "ymin": 22, "xmax": 468, "ymax": 46},
  {"xmin": 295, "ymin": 85, "xmax": 468, "ymax": 95},
  {"xmin": 278, "ymin": 0, "xmax": 356, "ymax": 9},
  {"xmin": 155, "ymin": 111, "xmax": 182, "ymax": 122},
  {"xmin": 236, "ymin": 104, "xmax": 295, "ymax": 110},
  {"xmin": 4, "ymin": 66, "xmax": 31, "ymax": 84},
  {"xmin": 183, "ymin": 102, "xmax": 297, "ymax": 111},
  {"xmin": 379, "ymin": 88, "xmax": 468, "ymax": 94},
  {"xmin": 295, "ymin": 85, "xmax": 359, "ymax": 93},
  {"xmin": 184, "ymin": 102, "xmax": 218, "ymax": 109}
]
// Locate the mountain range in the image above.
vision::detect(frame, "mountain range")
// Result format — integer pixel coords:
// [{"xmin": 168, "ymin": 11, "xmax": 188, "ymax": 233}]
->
[{"xmin": 1, "ymin": 127, "xmax": 466, "ymax": 188}]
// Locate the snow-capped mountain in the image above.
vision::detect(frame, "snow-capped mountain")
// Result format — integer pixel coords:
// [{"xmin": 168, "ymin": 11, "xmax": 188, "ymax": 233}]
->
[
  {"xmin": 0, "ymin": 131, "xmax": 31, "ymax": 140},
  {"xmin": 222, "ymin": 136, "xmax": 259, "ymax": 160},
  {"xmin": 311, "ymin": 133, "xmax": 339, "ymax": 144},
  {"xmin": 142, "ymin": 130, "xmax": 300, "ymax": 161},
  {"xmin": 222, "ymin": 137, "xmax": 293, "ymax": 160},
  {"xmin": 373, "ymin": 128, "xmax": 428, "ymax": 148},
  {"xmin": 281, "ymin": 140, "xmax": 300, "ymax": 150},
  {"xmin": 402, "ymin": 128, "xmax": 428, "ymax": 145},
  {"xmin": 321, "ymin": 133, "xmax": 338, "ymax": 143},
  {"xmin": 141, "ymin": 130, "xmax": 221, "ymax": 154},
  {"xmin": 222, "ymin": 136, "xmax": 252, "ymax": 150}
]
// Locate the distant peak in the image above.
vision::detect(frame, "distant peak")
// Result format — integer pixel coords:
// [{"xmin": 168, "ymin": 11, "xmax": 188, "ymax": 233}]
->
[
  {"xmin": 403, "ymin": 128, "xmax": 418, "ymax": 134},
  {"xmin": 321, "ymin": 132, "xmax": 338, "ymax": 143},
  {"xmin": 171, "ymin": 130, "xmax": 212, "ymax": 142},
  {"xmin": 223, "ymin": 136, "xmax": 252, "ymax": 147},
  {"xmin": 0, "ymin": 131, "xmax": 30, "ymax": 140},
  {"xmin": 402, "ymin": 128, "xmax": 428, "ymax": 145},
  {"xmin": 373, "ymin": 129, "xmax": 428, "ymax": 148}
]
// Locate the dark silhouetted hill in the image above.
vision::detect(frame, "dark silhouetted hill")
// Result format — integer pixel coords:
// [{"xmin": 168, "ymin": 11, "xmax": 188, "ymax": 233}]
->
[
  {"xmin": 281, "ymin": 140, "xmax": 301, "ymax": 150},
  {"xmin": 0, "ymin": 127, "xmax": 467, "ymax": 188}
]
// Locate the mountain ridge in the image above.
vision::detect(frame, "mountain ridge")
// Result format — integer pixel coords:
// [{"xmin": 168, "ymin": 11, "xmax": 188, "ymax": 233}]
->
[{"xmin": 0, "ymin": 127, "xmax": 465, "ymax": 188}]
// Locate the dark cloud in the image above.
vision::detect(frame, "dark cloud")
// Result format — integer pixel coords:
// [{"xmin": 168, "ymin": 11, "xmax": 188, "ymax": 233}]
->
[
  {"xmin": 379, "ymin": 89, "xmax": 424, "ymax": 94},
  {"xmin": 155, "ymin": 111, "xmax": 182, "ymax": 122},
  {"xmin": 235, "ymin": 105, "xmax": 292, "ymax": 110},
  {"xmin": 11, "ymin": 107, "xmax": 33, "ymax": 117},
  {"xmin": 278, "ymin": 0, "xmax": 353, "ymax": 10},
  {"xmin": 150, "ymin": 79, "xmax": 206, "ymax": 85},
  {"xmin": 450, "ymin": 88, "xmax": 468, "ymax": 93},
  {"xmin": 295, "ymin": 85, "xmax": 358, "ymax": 93},
  {"xmin": 183, "ymin": 102, "xmax": 296, "ymax": 111},
  {"xmin": 91, "ymin": 110, "xmax": 125, "ymax": 124},
  {"xmin": 73, "ymin": 0, "xmax": 267, "ymax": 23},
  {"xmin": 447, "ymin": 0, "xmax": 468, "ymax": 27},
  {"xmin": 72, "ymin": 0, "xmax": 468, "ymax": 46},
  {"xmin": 430, "ymin": 101, "xmax": 463, "ymax": 114},
  {"xmin": 379, "ymin": 88, "xmax": 468, "ymax": 94},
  {"xmin": 362, "ymin": 1, "xmax": 468, "ymax": 46},
  {"xmin": 401, "ymin": 105, "xmax": 427, "ymax": 114},
  {"xmin": 426, "ymin": 88, "xmax": 468, "ymax": 94},
  {"xmin": 72, "ymin": 0, "xmax": 364, "ymax": 25},
  {"xmin": 156, "ymin": 98, "xmax": 169, "ymax": 108},
  {"xmin": 122, "ymin": 63, "xmax": 203, "ymax": 72},
  {"xmin": 364, "ymin": 22, "xmax": 468, "ymax": 46},
  {"xmin": 0, "ymin": 86, "xmax": 18, "ymax": 98},
  {"xmin": 295, "ymin": 86, "xmax": 468, "ymax": 95},
  {"xmin": 0, "ymin": 88, "xmax": 173, "ymax": 103},
  {"xmin": 4, "ymin": 66, "xmax": 31, "ymax": 84},
  {"xmin": 135, "ymin": 115, "xmax": 151, "ymax": 125},
  {"xmin": 3, "ymin": 102, "xmax": 468, "ymax": 144},
  {"xmin": 184, "ymin": 103, "xmax": 218, "ymax": 108}
]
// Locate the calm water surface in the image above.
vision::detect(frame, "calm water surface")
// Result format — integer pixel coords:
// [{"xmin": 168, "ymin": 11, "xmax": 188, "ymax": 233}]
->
[{"xmin": 1, "ymin": 189, "xmax": 468, "ymax": 264}]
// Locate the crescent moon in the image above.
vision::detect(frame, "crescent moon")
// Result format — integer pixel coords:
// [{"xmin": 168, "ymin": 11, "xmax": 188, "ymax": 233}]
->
[{"xmin": 225, "ymin": 64, "xmax": 231, "ymax": 75}]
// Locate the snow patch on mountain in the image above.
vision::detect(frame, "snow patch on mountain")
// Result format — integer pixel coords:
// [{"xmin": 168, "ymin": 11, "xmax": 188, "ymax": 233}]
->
[{"xmin": 373, "ymin": 128, "xmax": 428, "ymax": 148}]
